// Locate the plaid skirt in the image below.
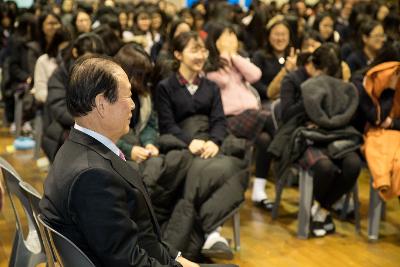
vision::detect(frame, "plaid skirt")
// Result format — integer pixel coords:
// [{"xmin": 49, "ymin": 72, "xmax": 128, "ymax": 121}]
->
[
  {"xmin": 227, "ymin": 109, "xmax": 270, "ymax": 141},
  {"xmin": 298, "ymin": 146, "xmax": 329, "ymax": 170}
]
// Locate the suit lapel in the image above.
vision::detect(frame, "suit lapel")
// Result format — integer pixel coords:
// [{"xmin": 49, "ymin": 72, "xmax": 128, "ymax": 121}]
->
[
  {"xmin": 109, "ymin": 156, "xmax": 162, "ymax": 236},
  {"xmin": 69, "ymin": 128, "xmax": 162, "ymax": 236}
]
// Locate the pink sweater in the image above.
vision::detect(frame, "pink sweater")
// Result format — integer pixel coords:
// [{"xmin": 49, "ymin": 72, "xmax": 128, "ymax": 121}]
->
[{"xmin": 207, "ymin": 54, "xmax": 262, "ymax": 116}]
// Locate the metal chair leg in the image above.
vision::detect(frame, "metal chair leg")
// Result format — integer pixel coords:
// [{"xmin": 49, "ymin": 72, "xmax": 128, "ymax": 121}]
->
[
  {"xmin": 33, "ymin": 111, "xmax": 43, "ymax": 159},
  {"xmin": 340, "ymin": 192, "xmax": 351, "ymax": 220},
  {"xmin": 368, "ymin": 178, "xmax": 383, "ymax": 241},
  {"xmin": 232, "ymin": 211, "xmax": 240, "ymax": 251},
  {"xmin": 297, "ymin": 169, "xmax": 313, "ymax": 239},
  {"xmin": 352, "ymin": 184, "xmax": 361, "ymax": 234},
  {"xmin": 14, "ymin": 93, "xmax": 23, "ymax": 137},
  {"xmin": 271, "ymin": 171, "xmax": 287, "ymax": 220}
]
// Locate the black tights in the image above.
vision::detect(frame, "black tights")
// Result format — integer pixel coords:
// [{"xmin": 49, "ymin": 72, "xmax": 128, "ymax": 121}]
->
[
  {"xmin": 254, "ymin": 115, "xmax": 275, "ymax": 178},
  {"xmin": 254, "ymin": 132, "xmax": 271, "ymax": 178},
  {"xmin": 311, "ymin": 152, "xmax": 361, "ymax": 209}
]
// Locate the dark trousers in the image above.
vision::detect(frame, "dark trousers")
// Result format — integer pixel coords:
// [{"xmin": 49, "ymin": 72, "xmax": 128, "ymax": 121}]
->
[
  {"xmin": 254, "ymin": 115, "xmax": 275, "ymax": 179},
  {"xmin": 311, "ymin": 152, "xmax": 361, "ymax": 209}
]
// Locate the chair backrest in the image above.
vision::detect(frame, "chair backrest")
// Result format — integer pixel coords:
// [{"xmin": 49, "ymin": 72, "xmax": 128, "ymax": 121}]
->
[
  {"xmin": 19, "ymin": 181, "xmax": 57, "ymax": 267},
  {"xmin": 0, "ymin": 157, "xmax": 42, "ymax": 252},
  {"xmin": 270, "ymin": 98, "xmax": 282, "ymax": 131},
  {"xmin": 37, "ymin": 214, "xmax": 96, "ymax": 267}
]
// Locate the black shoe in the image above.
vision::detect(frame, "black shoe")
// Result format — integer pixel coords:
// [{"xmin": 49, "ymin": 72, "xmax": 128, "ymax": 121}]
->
[
  {"xmin": 201, "ymin": 241, "xmax": 234, "ymax": 260},
  {"xmin": 253, "ymin": 199, "xmax": 274, "ymax": 211},
  {"xmin": 311, "ymin": 220, "xmax": 327, "ymax": 237},
  {"xmin": 323, "ymin": 214, "xmax": 336, "ymax": 234}
]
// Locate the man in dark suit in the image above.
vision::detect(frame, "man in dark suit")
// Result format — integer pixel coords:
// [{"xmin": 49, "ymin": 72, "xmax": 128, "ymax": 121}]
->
[{"xmin": 39, "ymin": 55, "xmax": 199, "ymax": 267}]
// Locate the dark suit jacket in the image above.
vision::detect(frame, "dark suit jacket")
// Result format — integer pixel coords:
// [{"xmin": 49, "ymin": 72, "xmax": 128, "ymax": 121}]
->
[{"xmin": 39, "ymin": 128, "xmax": 182, "ymax": 267}]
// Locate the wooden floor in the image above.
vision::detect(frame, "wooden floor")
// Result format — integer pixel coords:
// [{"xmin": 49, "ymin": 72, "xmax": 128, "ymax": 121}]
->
[{"xmin": 0, "ymin": 124, "xmax": 399, "ymax": 267}]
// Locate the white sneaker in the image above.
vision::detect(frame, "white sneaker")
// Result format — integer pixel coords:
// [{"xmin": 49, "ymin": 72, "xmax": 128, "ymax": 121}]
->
[{"xmin": 202, "ymin": 231, "xmax": 229, "ymax": 249}]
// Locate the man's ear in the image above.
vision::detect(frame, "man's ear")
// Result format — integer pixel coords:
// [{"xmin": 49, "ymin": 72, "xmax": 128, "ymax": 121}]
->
[
  {"xmin": 95, "ymin": 94, "xmax": 106, "ymax": 118},
  {"xmin": 174, "ymin": 51, "xmax": 182, "ymax": 61}
]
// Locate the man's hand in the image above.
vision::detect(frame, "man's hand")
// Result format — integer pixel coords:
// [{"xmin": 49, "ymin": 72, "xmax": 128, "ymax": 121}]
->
[
  {"xmin": 145, "ymin": 144, "xmax": 159, "ymax": 157},
  {"xmin": 176, "ymin": 256, "xmax": 200, "ymax": 267},
  {"xmin": 200, "ymin": 141, "xmax": 219, "ymax": 159},
  {"xmin": 131, "ymin": 146, "xmax": 151, "ymax": 163},
  {"xmin": 189, "ymin": 139, "xmax": 205, "ymax": 155}
]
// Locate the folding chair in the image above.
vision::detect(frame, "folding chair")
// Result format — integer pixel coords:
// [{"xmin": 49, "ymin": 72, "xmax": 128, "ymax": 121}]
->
[
  {"xmin": 217, "ymin": 205, "xmax": 242, "ymax": 251},
  {"xmin": 37, "ymin": 214, "xmax": 95, "ymax": 267},
  {"xmin": 19, "ymin": 181, "xmax": 57, "ymax": 266},
  {"xmin": 0, "ymin": 157, "xmax": 46, "ymax": 266}
]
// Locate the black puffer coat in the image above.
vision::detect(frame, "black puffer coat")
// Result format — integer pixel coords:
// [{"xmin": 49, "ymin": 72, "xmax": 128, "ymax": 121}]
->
[
  {"xmin": 141, "ymin": 116, "xmax": 249, "ymax": 260},
  {"xmin": 42, "ymin": 60, "xmax": 74, "ymax": 161}
]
